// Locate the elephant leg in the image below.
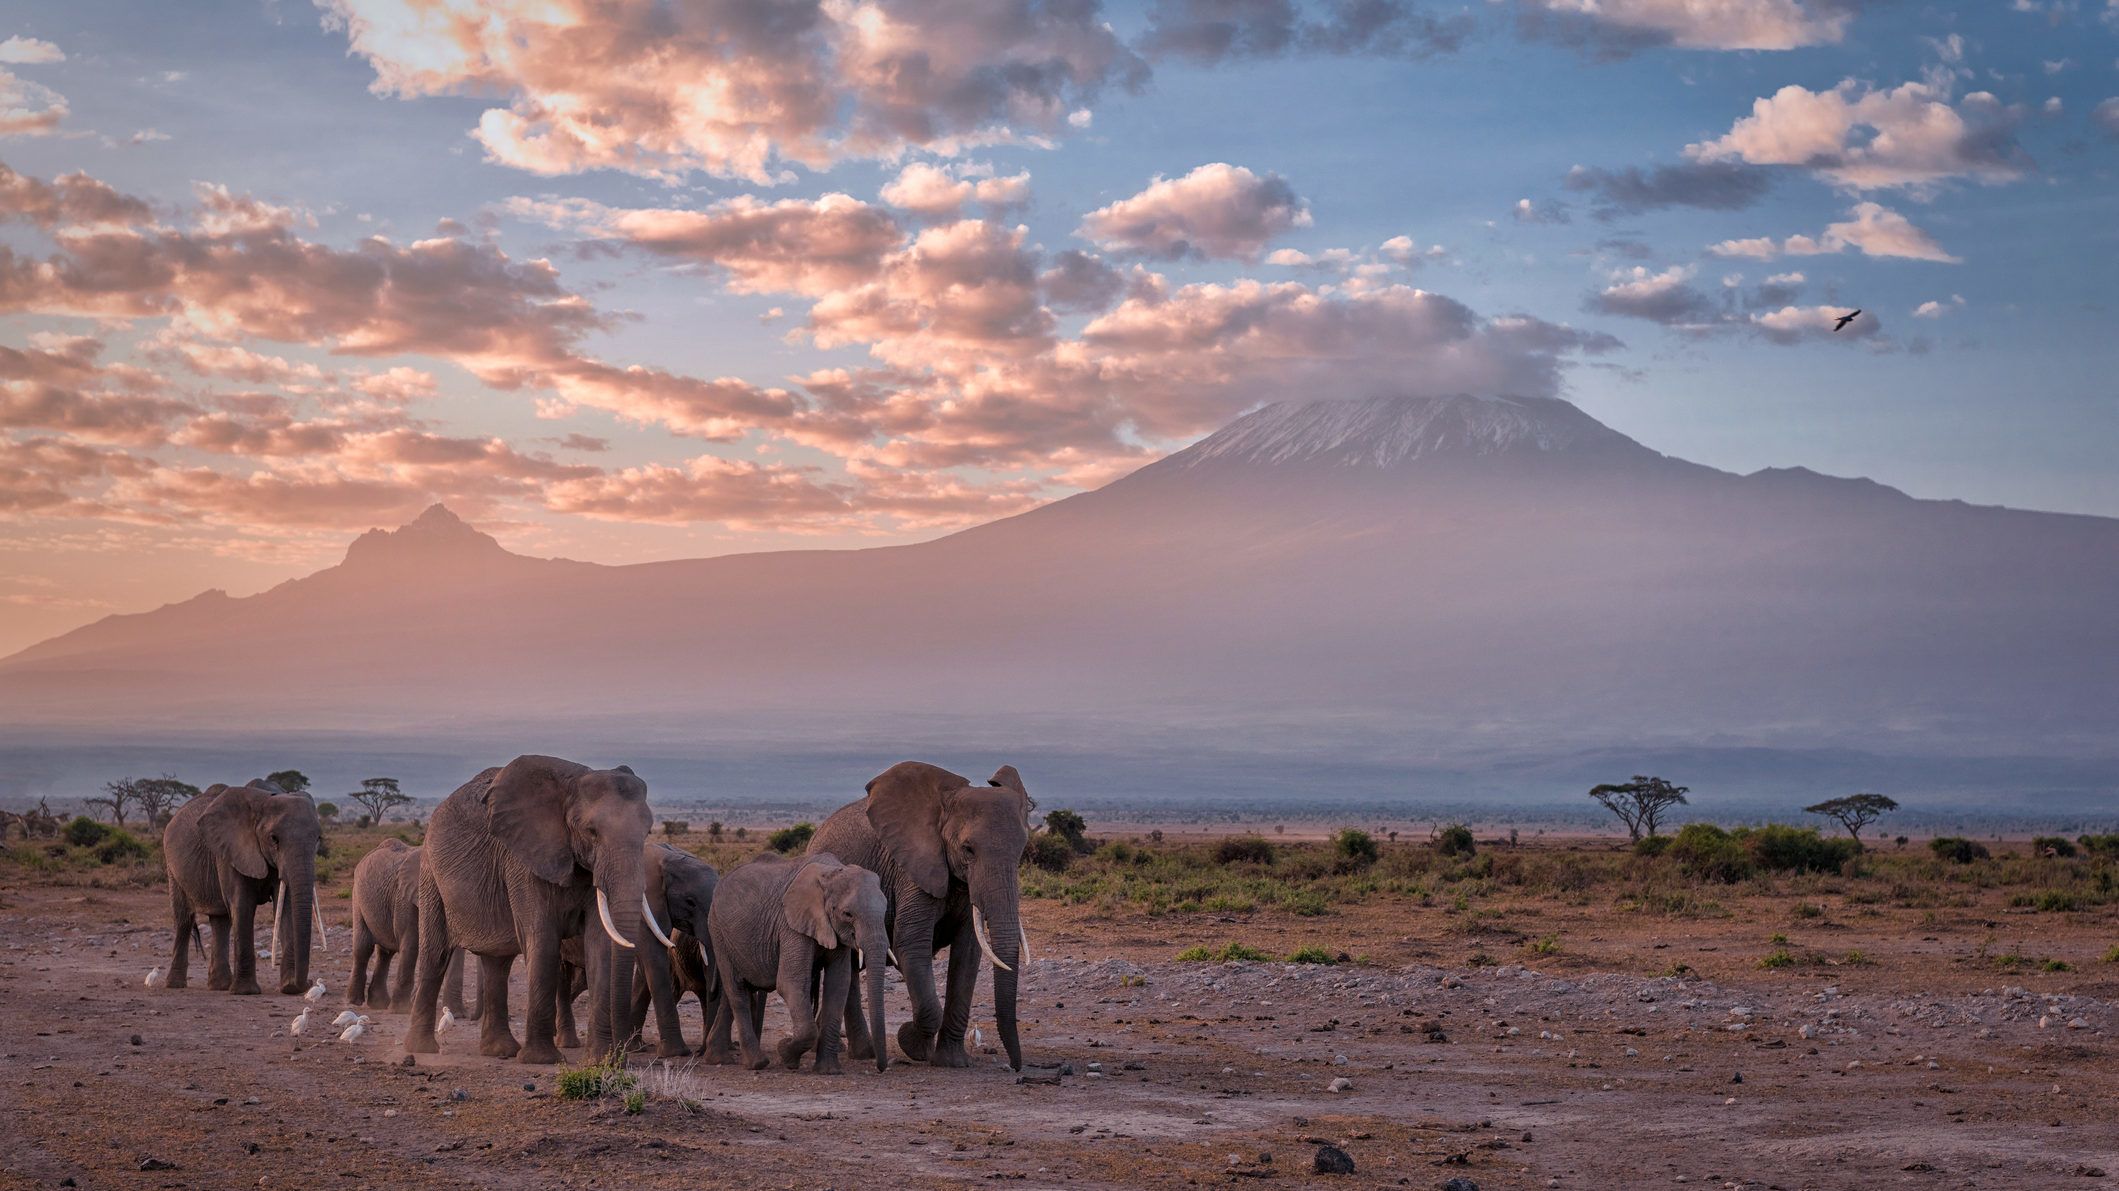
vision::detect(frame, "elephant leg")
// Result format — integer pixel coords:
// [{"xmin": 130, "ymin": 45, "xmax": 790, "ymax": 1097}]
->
[
  {"xmin": 554, "ymin": 961, "xmax": 582, "ymax": 1050},
  {"xmin": 370, "ymin": 947, "xmax": 395, "ymax": 1010},
  {"xmin": 519, "ymin": 931, "xmax": 563, "ymax": 1065},
  {"xmin": 641, "ymin": 942, "xmax": 688, "ymax": 1059},
  {"xmin": 702, "ymin": 959, "xmax": 737, "ymax": 1065},
  {"xmin": 404, "ymin": 892, "xmax": 454, "ymax": 1055},
  {"xmin": 445, "ymin": 949, "xmax": 477, "ymax": 1019},
  {"xmin": 933, "ymin": 923, "xmax": 980, "ymax": 1068},
  {"xmin": 812, "ymin": 954, "xmax": 851, "ymax": 1075},
  {"xmin": 205, "ymin": 915, "xmax": 232, "ymax": 991},
  {"xmin": 892, "ymin": 920, "xmax": 945, "ymax": 1063},
  {"xmin": 166, "ymin": 887, "xmax": 192, "ymax": 990},
  {"xmin": 844, "ymin": 963, "xmax": 873, "ymax": 1061},
  {"xmin": 583, "ymin": 930, "xmax": 613, "ymax": 1059},
  {"xmin": 775, "ymin": 945, "xmax": 820, "ymax": 1071},
  {"xmin": 229, "ymin": 889, "xmax": 261, "ymax": 996},
  {"xmin": 477, "ymin": 953, "xmax": 519, "ymax": 1059},
  {"xmin": 349, "ymin": 919, "xmax": 375, "ymax": 1007}
]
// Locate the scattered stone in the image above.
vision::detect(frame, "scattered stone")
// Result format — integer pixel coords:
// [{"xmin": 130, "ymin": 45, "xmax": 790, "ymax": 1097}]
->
[
  {"xmin": 1327, "ymin": 1077, "xmax": 1353, "ymax": 1093},
  {"xmin": 1016, "ymin": 1065, "xmax": 1065, "ymax": 1086},
  {"xmin": 449, "ymin": 1088, "xmax": 469, "ymax": 1102},
  {"xmin": 1730, "ymin": 1073, "xmax": 1743, "ymax": 1084},
  {"xmin": 2067, "ymin": 1018, "xmax": 2090, "ymax": 1030},
  {"xmin": 400, "ymin": 1054, "xmax": 416, "ymax": 1068},
  {"xmin": 129, "ymin": 1034, "xmax": 142, "ymax": 1046},
  {"xmin": 1441, "ymin": 1179, "xmax": 1480, "ymax": 1191},
  {"xmin": 138, "ymin": 1157, "xmax": 177, "ymax": 1171},
  {"xmin": 1311, "ymin": 1145, "xmax": 1356, "ymax": 1175}
]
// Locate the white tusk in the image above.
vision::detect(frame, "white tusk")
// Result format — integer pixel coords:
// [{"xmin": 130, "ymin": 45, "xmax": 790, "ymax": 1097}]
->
[
  {"xmin": 641, "ymin": 893, "xmax": 674, "ymax": 948},
  {"xmin": 269, "ymin": 891, "xmax": 282, "ymax": 965},
  {"xmin": 314, "ymin": 886, "xmax": 328, "ymax": 952},
  {"xmin": 1019, "ymin": 925, "xmax": 1032, "ymax": 966},
  {"xmin": 972, "ymin": 907, "xmax": 1011, "ymax": 972},
  {"xmin": 597, "ymin": 888, "xmax": 636, "ymax": 950},
  {"xmin": 888, "ymin": 948, "xmax": 901, "ymax": 970}
]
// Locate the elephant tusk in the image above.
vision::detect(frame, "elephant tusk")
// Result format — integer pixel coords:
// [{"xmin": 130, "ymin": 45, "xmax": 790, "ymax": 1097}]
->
[
  {"xmin": 268, "ymin": 891, "xmax": 282, "ymax": 963},
  {"xmin": 888, "ymin": 948, "xmax": 901, "ymax": 970},
  {"xmin": 596, "ymin": 887, "xmax": 636, "ymax": 950},
  {"xmin": 640, "ymin": 893, "xmax": 675, "ymax": 949},
  {"xmin": 972, "ymin": 907, "xmax": 1012, "ymax": 972},
  {"xmin": 314, "ymin": 887, "xmax": 328, "ymax": 952},
  {"xmin": 1019, "ymin": 924, "xmax": 1032, "ymax": 966}
]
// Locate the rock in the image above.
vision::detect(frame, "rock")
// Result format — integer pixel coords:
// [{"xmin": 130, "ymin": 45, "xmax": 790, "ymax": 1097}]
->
[
  {"xmin": 400, "ymin": 1054, "xmax": 416, "ymax": 1068},
  {"xmin": 129, "ymin": 1034, "xmax": 143, "ymax": 1046},
  {"xmin": 2067, "ymin": 1018, "xmax": 2090, "ymax": 1030},
  {"xmin": 1730, "ymin": 1073, "xmax": 1743, "ymax": 1084},
  {"xmin": 449, "ymin": 1088, "xmax": 468, "ymax": 1102},
  {"xmin": 1327, "ymin": 1077, "xmax": 1353, "ymax": 1093},
  {"xmin": 1312, "ymin": 1145, "xmax": 1356, "ymax": 1174},
  {"xmin": 1442, "ymin": 1179, "xmax": 1481, "ymax": 1191},
  {"xmin": 138, "ymin": 1157, "xmax": 177, "ymax": 1171},
  {"xmin": 1016, "ymin": 1066, "xmax": 1065, "ymax": 1085}
]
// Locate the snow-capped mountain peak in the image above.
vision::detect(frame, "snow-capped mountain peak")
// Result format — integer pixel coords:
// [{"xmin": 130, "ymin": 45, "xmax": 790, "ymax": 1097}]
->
[{"xmin": 1163, "ymin": 394, "xmax": 1653, "ymax": 471}]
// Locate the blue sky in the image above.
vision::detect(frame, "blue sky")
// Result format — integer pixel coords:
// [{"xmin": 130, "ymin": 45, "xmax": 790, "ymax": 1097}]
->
[{"xmin": 2, "ymin": 0, "xmax": 2116, "ymax": 651}]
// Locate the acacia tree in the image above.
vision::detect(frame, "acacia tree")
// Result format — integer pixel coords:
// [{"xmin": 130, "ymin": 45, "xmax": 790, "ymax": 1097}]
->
[
  {"xmin": 1804, "ymin": 793, "xmax": 1899, "ymax": 849},
  {"xmin": 137, "ymin": 776, "xmax": 201, "ymax": 827},
  {"xmin": 1587, "ymin": 775, "xmax": 1690, "ymax": 842},
  {"xmin": 348, "ymin": 777, "xmax": 411, "ymax": 824},
  {"xmin": 265, "ymin": 770, "xmax": 311, "ymax": 795},
  {"xmin": 87, "ymin": 778, "xmax": 142, "ymax": 826}
]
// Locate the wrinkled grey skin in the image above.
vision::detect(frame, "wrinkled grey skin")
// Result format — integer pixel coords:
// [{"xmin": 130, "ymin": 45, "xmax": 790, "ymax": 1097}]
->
[
  {"xmin": 704, "ymin": 852, "xmax": 888, "ymax": 1074},
  {"xmin": 347, "ymin": 839, "xmax": 473, "ymax": 1016},
  {"xmin": 810, "ymin": 762, "xmax": 1031, "ymax": 1069},
  {"xmin": 555, "ymin": 843, "xmax": 720, "ymax": 1056},
  {"xmin": 403, "ymin": 756, "xmax": 654, "ymax": 1065},
  {"xmin": 162, "ymin": 780, "xmax": 322, "ymax": 996}
]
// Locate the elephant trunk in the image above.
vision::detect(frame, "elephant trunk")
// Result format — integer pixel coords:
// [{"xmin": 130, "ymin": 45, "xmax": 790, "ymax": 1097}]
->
[
  {"xmin": 971, "ymin": 874, "xmax": 1024, "ymax": 1070},
  {"xmin": 857, "ymin": 914, "xmax": 889, "ymax": 1072},
  {"xmin": 279, "ymin": 855, "xmax": 316, "ymax": 993},
  {"xmin": 596, "ymin": 853, "xmax": 646, "ymax": 1059}
]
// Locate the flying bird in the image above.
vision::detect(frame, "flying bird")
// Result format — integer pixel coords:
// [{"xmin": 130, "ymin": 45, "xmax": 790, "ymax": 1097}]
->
[
  {"xmin": 144, "ymin": 966, "xmax": 161, "ymax": 988},
  {"xmin": 1832, "ymin": 309, "xmax": 1861, "ymax": 332},
  {"xmin": 290, "ymin": 1007, "xmax": 313, "ymax": 1036},
  {"xmin": 304, "ymin": 979, "xmax": 327, "ymax": 1002}
]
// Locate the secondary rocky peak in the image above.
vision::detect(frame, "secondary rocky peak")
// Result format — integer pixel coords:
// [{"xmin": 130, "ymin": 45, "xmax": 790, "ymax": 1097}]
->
[
  {"xmin": 341, "ymin": 503, "xmax": 510, "ymax": 569},
  {"xmin": 1165, "ymin": 394, "xmax": 1654, "ymax": 471}
]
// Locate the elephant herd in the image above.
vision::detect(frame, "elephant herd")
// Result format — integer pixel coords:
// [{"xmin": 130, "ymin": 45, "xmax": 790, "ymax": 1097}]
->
[{"xmin": 159, "ymin": 756, "xmax": 1036, "ymax": 1075}]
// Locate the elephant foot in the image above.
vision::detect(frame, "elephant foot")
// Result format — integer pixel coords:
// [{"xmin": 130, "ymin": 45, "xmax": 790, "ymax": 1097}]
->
[
  {"xmin": 163, "ymin": 974, "xmax": 187, "ymax": 990},
  {"xmin": 206, "ymin": 974, "xmax": 231, "ymax": 992},
  {"xmin": 702, "ymin": 1045, "xmax": 736, "ymax": 1066},
  {"xmin": 743, "ymin": 1050, "xmax": 770, "ymax": 1071},
  {"xmin": 775, "ymin": 1037, "xmax": 810, "ymax": 1070},
  {"xmin": 656, "ymin": 1042, "xmax": 692, "ymax": 1060},
  {"xmin": 279, "ymin": 979, "xmax": 305, "ymax": 996},
  {"xmin": 557, "ymin": 1028, "xmax": 582, "ymax": 1049},
  {"xmin": 896, "ymin": 1022, "xmax": 934, "ymax": 1063},
  {"xmin": 813, "ymin": 1053, "xmax": 843, "ymax": 1076},
  {"xmin": 929, "ymin": 1042, "xmax": 971, "ymax": 1069},
  {"xmin": 404, "ymin": 1031, "xmax": 440, "ymax": 1055},
  {"xmin": 480, "ymin": 1033, "xmax": 522, "ymax": 1060},
  {"xmin": 847, "ymin": 1035, "xmax": 875, "ymax": 1062},
  {"xmin": 519, "ymin": 1038, "xmax": 562, "ymax": 1065},
  {"xmin": 624, "ymin": 1036, "xmax": 650, "ymax": 1054},
  {"xmin": 231, "ymin": 979, "xmax": 262, "ymax": 996}
]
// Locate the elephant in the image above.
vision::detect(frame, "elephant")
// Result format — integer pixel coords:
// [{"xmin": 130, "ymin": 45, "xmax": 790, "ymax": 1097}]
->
[
  {"xmin": 347, "ymin": 839, "xmax": 475, "ymax": 1017},
  {"xmin": 554, "ymin": 842, "xmax": 721, "ymax": 1056},
  {"xmin": 402, "ymin": 755, "xmax": 664, "ymax": 1065},
  {"xmin": 808, "ymin": 762, "xmax": 1032, "ymax": 1069},
  {"xmin": 704, "ymin": 852, "xmax": 888, "ymax": 1074},
  {"xmin": 161, "ymin": 780, "xmax": 323, "ymax": 996}
]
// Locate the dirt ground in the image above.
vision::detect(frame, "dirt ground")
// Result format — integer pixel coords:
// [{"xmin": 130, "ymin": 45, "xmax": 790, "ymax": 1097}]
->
[{"xmin": 3, "ymin": 849, "xmax": 2116, "ymax": 1191}]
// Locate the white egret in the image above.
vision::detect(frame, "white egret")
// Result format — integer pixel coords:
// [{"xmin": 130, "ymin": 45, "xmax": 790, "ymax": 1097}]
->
[
  {"xmin": 290, "ymin": 1007, "xmax": 313, "ymax": 1036},
  {"xmin": 144, "ymin": 966, "xmax": 162, "ymax": 988},
  {"xmin": 339, "ymin": 1015, "xmax": 371, "ymax": 1042},
  {"xmin": 303, "ymin": 979, "xmax": 326, "ymax": 1002},
  {"xmin": 332, "ymin": 1009, "xmax": 359, "ymax": 1028},
  {"xmin": 438, "ymin": 1006, "xmax": 456, "ymax": 1034}
]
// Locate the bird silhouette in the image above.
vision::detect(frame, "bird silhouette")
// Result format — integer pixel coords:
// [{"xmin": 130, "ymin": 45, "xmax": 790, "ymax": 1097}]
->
[
  {"xmin": 304, "ymin": 979, "xmax": 327, "ymax": 1002},
  {"xmin": 1832, "ymin": 309, "xmax": 1861, "ymax": 332}
]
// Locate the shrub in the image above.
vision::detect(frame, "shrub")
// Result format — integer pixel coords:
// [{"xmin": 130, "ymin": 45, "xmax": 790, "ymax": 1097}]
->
[
  {"xmin": 1929, "ymin": 837, "xmax": 1990, "ymax": 864},
  {"xmin": 623, "ymin": 1089, "xmax": 646, "ymax": 1115},
  {"xmin": 2032, "ymin": 836, "xmax": 2078, "ymax": 858},
  {"xmin": 316, "ymin": 801, "xmax": 338, "ymax": 822},
  {"xmin": 2103, "ymin": 945, "xmax": 2119, "ymax": 965},
  {"xmin": 2076, "ymin": 834, "xmax": 2119, "ymax": 859},
  {"xmin": 1285, "ymin": 945, "xmax": 1339, "ymax": 964},
  {"xmin": 767, "ymin": 823, "xmax": 814, "ymax": 854},
  {"xmin": 1214, "ymin": 836, "xmax": 1276, "ymax": 865},
  {"xmin": 662, "ymin": 820, "xmax": 688, "ymax": 837},
  {"xmin": 556, "ymin": 1055, "xmax": 636, "ymax": 1100},
  {"xmin": 1333, "ymin": 828, "xmax": 1379, "ymax": 870},
  {"xmin": 1174, "ymin": 941, "xmax": 1273, "ymax": 963},
  {"xmin": 1281, "ymin": 889, "xmax": 1331, "ymax": 916},
  {"xmin": 64, "ymin": 817, "xmax": 110, "ymax": 848},
  {"xmin": 2033, "ymin": 889, "xmax": 2081, "ymax": 912},
  {"xmin": 1433, "ymin": 824, "xmax": 1476, "ymax": 858},
  {"xmin": 1669, "ymin": 823, "xmax": 1753, "ymax": 883},
  {"xmin": 95, "ymin": 828, "xmax": 149, "ymax": 864},
  {"xmin": 1758, "ymin": 949, "xmax": 1795, "ymax": 969},
  {"xmin": 1741, "ymin": 824, "xmax": 1856, "ymax": 874},
  {"xmin": 706, "ymin": 821, "xmax": 723, "ymax": 838},
  {"xmin": 1633, "ymin": 835, "xmax": 1671, "ymax": 857},
  {"xmin": 1024, "ymin": 833, "xmax": 1073, "ymax": 873},
  {"xmin": 1044, "ymin": 809, "xmax": 1092, "ymax": 853}
]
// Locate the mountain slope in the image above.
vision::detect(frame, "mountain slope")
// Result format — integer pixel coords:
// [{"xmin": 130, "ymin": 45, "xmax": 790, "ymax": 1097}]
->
[{"xmin": 4, "ymin": 395, "xmax": 2115, "ymax": 769}]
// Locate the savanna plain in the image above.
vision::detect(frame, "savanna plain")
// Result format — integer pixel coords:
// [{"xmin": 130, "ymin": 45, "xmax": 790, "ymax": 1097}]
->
[{"xmin": 4, "ymin": 819, "xmax": 2117, "ymax": 1190}]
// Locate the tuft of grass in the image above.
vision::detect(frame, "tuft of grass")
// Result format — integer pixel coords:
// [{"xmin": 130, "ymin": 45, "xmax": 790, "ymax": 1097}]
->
[
  {"xmin": 556, "ymin": 1054, "xmax": 637, "ymax": 1101},
  {"xmin": 1214, "ymin": 836, "xmax": 1276, "ymax": 866},
  {"xmin": 1526, "ymin": 935, "xmax": 1560, "ymax": 955},
  {"xmin": 622, "ymin": 1090, "xmax": 646, "ymax": 1115},
  {"xmin": 1792, "ymin": 902, "xmax": 1824, "ymax": 919},
  {"xmin": 2102, "ymin": 945, "xmax": 2119, "ymax": 965},
  {"xmin": 2043, "ymin": 959, "xmax": 2072, "ymax": 972},
  {"xmin": 1284, "ymin": 945, "xmax": 1339, "ymax": 965},
  {"xmin": 1839, "ymin": 950, "xmax": 1874, "ymax": 966},
  {"xmin": 1174, "ymin": 941, "xmax": 1273, "ymax": 963},
  {"xmin": 1758, "ymin": 948, "xmax": 1796, "ymax": 970},
  {"xmin": 1768, "ymin": 932, "xmax": 1789, "ymax": 945}
]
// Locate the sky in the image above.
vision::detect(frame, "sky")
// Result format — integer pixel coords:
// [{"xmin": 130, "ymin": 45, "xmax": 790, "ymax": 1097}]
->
[{"xmin": 2, "ymin": 0, "xmax": 2117, "ymax": 655}]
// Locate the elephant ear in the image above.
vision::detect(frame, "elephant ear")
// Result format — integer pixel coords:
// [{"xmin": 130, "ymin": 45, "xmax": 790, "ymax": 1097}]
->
[
  {"xmin": 987, "ymin": 765, "xmax": 1034, "ymax": 832},
  {"xmin": 863, "ymin": 762, "xmax": 963, "ymax": 900},
  {"xmin": 783, "ymin": 859, "xmax": 840, "ymax": 950},
  {"xmin": 198, "ymin": 786, "xmax": 269, "ymax": 879},
  {"xmin": 486, "ymin": 755, "xmax": 587, "ymax": 885}
]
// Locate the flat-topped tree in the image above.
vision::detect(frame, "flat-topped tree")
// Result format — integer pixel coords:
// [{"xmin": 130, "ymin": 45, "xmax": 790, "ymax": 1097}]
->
[
  {"xmin": 266, "ymin": 770, "xmax": 312, "ymax": 795},
  {"xmin": 1804, "ymin": 793, "xmax": 1899, "ymax": 849},
  {"xmin": 348, "ymin": 777, "xmax": 411, "ymax": 825},
  {"xmin": 1588, "ymin": 775, "xmax": 1689, "ymax": 842}
]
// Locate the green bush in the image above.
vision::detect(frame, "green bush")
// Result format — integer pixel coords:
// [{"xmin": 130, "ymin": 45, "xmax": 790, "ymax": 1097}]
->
[
  {"xmin": 1214, "ymin": 836, "xmax": 1276, "ymax": 865},
  {"xmin": 1024, "ymin": 833, "xmax": 1073, "ymax": 873},
  {"xmin": 64, "ymin": 816, "xmax": 110, "ymax": 848},
  {"xmin": 1174, "ymin": 941, "xmax": 1273, "ymax": 963},
  {"xmin": 556, "ymin": 1056, "xmax": 636, "ymax": 1100},
  {"xmin": 2076, "ymin": 834, "xmax": 2119, "ymax": 859},
  {"xmin": 1742, "ymin": 824, "xmax": 1857, "ymax": 874},
  {"xmin": 95, "ymin": 828, "xmax": 148, "ymax": 864},
  {"xmin": 1433, "ymin": 824, "xmax": 1476, "ymax": 858},
  {"xmin": 1333, "ymin": 828, "xmax": 1379, "ymax": 870},
  {"xmin": 1044, "ymin": 809, "xmax": 1092, "ymax": 853},
  {"xmin": 1285, "ymin": 945, "xmax": 1339, "ymax": 964},
  {"xmin": 767, "ymin": 822, "xmax": 814, "ymax": 854},
  {"xmin": 1929, "ymin": 837, "xmax": 1990, "ymax": 864},
  {"xmin": 2032, "ymin": 836, "xmax": 2077, "ymax": 858},
  {"xmin": 1669, "ymin": 823, "xmax": 1753, "ymax": 883},
  {"xmin": 1633, "ymin": 835, "xmax": 1671, "ymax": 857}
]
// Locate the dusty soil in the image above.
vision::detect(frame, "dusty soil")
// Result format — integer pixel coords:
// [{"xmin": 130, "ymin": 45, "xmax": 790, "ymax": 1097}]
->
[{"xmin": 3, "ymin": 866, "xmax": 2116, "ymax": 1190}]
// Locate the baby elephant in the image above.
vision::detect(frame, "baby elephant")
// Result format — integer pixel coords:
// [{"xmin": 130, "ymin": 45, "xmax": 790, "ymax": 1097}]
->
[{"xmin": 706, "ymin": 852, "xmax": 888, "ymax": 1074}]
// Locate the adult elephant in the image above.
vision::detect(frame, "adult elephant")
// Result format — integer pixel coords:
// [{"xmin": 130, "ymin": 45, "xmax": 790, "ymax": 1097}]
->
[
  {"xmin": 809, "ymin": 761, "xmax": 1033, "ymax": 1069},
  {"xmin": 402, "ymin": 755, "xmax": 663, "ymax": 1065},
  {"xmin": 162, "ymin": 780, "xmax": 323, "ymax": 996},
  {"xmin": 347, "ymin": 839, "xmax": 474, "ymax": 1016}
]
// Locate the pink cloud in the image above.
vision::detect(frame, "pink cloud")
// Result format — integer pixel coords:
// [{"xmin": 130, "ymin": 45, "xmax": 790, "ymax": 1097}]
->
[
  {"xmin": 1078, "ymin": 163, "xmax": 1312, "ymax": 261},
  {"xmin": 1688, "ymin": 79, "xmax": 2031, "ymax": 192}
]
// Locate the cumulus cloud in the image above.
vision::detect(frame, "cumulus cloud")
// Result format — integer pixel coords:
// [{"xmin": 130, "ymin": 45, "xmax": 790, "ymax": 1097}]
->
[
  {"xmin": 1562, "ymin": 160, "xmax": 1773, "ymax": 216},
  {"xmin": 507, "ymin": 193, "xmax": 901, "ymax": 296},
  {"xmin": 1078, "ymin": 163, "xmax": 1311, "ymax": 261},
  {"xmin": 0, "ymin": 162, "xmax": 155, "ymax": 227},
  {"xmin": 1913, "ymin": 294, "xmax": 1965, "ymax": 318},
  {"xmin": 1, "ymin": 66, "xmax": 68, "ymax": 137},
  {"xmin": 1687, "ymin": 78, "xmax": 2031, "ymax": 193},
  {"xmin": 1749, "ymin": 304, "xmax": 1878, "ymax": 343},
  {"xmin": 1586, "ymin": 265, "xmax": 1716, "ymax": 325},
  {"xmin": 0, "ymin": 37, "xmax": 65, "ymax": 65},
  {"xmin": 1586, "ymin": 263, "xmax": 1882, "ymax": 345},
  {"xmin": 318, "ymin": 0, "xmax": 1145, "ymax": 183},
  {"xmin": 880, "ymin": 162, "xmax": 1032, "ymax": 220},
  {"xmin": 1138, "ymin": 0, "xmax": 1471, "ymax": 63},
  {"xmin": 1709, "ymin": 202, "xmax": 1958, "ymax": 263},
  {"xmin": 2094, "ymin": 98, "xmax": 2119, "ymax": 138},
  {"xmin": 1517, "ymin": 0, "xmax": 1855, "ymax": 55}
]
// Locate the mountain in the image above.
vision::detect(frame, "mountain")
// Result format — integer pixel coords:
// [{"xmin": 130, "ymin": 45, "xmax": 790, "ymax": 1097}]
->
[{"xmin": 4, "ymin": 394, "xmax": 2116, "ymax": 806}]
